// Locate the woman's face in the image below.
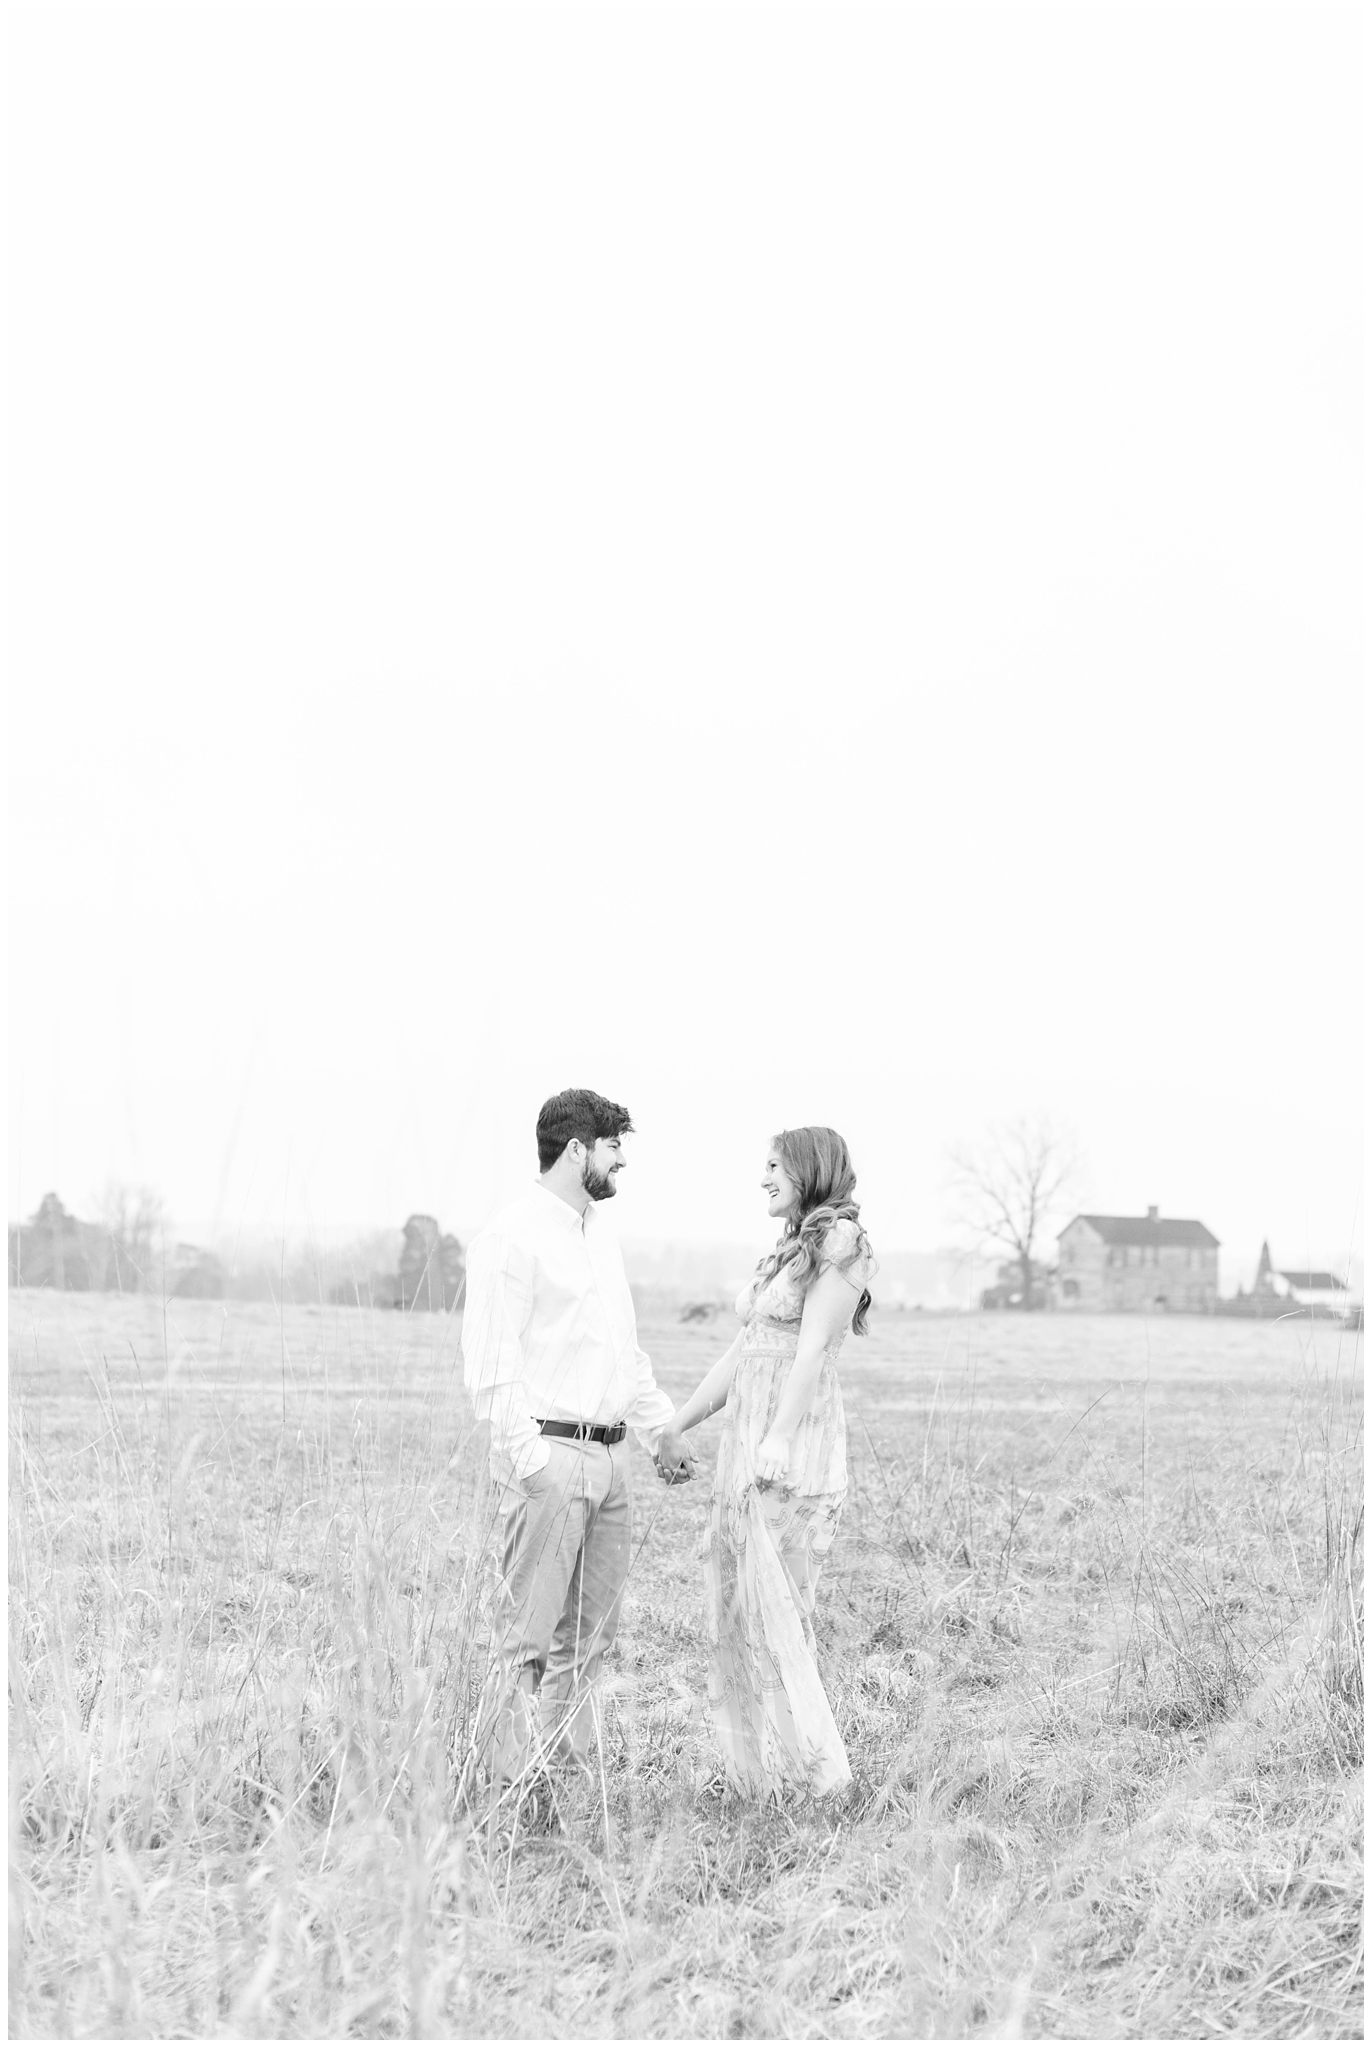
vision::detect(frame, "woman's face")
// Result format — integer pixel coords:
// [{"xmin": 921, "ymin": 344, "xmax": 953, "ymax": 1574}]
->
[{"xmin": 761, "ymin": 1147, "xmax": 802, "ymax": 1223}]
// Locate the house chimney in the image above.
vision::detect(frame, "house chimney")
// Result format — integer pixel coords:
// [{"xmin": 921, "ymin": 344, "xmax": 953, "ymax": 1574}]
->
[{"xmin": 1147, "ymin": 1205, "xmax": 1158, "ymax": 1222}]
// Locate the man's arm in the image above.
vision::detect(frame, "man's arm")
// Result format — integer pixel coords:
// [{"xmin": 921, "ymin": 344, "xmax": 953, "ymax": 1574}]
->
[
  {"xmin": 460, "ymin": 1231, "xmax": 548, "ymax": 1484},
  {"xmin": 624, "ymin": 1335, "xmax": 677, "ymax": 1462}
]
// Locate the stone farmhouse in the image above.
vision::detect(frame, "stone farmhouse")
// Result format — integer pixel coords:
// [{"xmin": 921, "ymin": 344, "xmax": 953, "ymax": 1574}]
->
[
  {"xmin": 1056, "ymin": 1207, "xmax": 1220, "ymax": 1312},
  {"xmin": 1251, "ymin": 1242, "xmax": 1352, "ymax": 1318}
]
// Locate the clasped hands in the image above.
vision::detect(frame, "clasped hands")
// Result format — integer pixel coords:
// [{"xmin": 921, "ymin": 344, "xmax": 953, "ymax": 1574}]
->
[
  {"xmin": 654, "ymin": 1424, "xmax": 696, "ymax": 1486},
  {"xmin": 655, "ymin": 1424, "xmax": 793, "ymax": 1490}
]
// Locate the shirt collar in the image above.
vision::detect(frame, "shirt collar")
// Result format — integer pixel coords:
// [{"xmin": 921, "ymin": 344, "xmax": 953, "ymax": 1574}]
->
[{"xmin": 532, "ymin": 1179, "xmax": 593, "ymax": 1230}]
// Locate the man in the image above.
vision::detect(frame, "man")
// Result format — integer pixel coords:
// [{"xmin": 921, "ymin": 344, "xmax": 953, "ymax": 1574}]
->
[{"xmin": 461, "ymin": 1087, "xmax": 692, "ymax": 1793}]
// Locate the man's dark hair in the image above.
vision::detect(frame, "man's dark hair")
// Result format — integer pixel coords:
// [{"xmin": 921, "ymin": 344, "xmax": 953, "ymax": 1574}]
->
[{"xmin": 536, "ymin": 1089, "xmax": 634, "ymax": 1173}]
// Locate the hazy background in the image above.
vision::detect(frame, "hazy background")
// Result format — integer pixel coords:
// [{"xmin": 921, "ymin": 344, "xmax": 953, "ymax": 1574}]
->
[{"xmin": 8, "ymin": 3, "xmax": 1363, "ymax": 1298}]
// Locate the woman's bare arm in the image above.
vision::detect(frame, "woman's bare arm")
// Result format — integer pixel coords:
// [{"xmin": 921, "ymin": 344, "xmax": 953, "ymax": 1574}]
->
[
  {"xmin": 667, "ymin": 1328, "xmax": 745, "ymax": 1437},
  {"xmin": 754, "ymin": 1262, "xmax": 864, "ymax": 1486}
]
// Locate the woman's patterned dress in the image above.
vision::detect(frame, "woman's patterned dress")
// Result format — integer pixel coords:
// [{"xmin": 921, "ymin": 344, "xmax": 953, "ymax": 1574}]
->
[{"xmin": 700, "ymin": 1218, "xmax": 870, "ymax": 1798}]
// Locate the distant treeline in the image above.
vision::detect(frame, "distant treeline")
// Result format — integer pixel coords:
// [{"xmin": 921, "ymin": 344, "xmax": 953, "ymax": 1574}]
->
[{"xmin": 8, "ymin": 1193, "xmax": 465, "ymax": 1311}]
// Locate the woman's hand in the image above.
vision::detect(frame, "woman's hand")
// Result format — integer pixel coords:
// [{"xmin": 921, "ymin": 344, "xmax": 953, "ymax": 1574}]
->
[
  {"xmin": 655, "ymin": 1423, "xmax": 695, "ymax": 1486},
  {"xmin": 754, "ymin": 1429, "xmax": 792, "ymax": 1492}
]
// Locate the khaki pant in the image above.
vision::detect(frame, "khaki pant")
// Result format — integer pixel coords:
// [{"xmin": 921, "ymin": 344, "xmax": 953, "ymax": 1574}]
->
[{"xmin": 484, "ymin": 1434, "xmax": 633, "ymax": 1784}]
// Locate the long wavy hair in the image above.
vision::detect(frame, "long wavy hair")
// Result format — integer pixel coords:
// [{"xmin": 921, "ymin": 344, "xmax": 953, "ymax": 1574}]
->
[{"xmin": 755, "ymin": 1125, "xmax": 874, "ymax": 1335}]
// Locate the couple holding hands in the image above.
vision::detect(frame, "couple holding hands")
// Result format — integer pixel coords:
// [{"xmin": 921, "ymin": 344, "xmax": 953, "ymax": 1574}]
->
[{"xmin": 460, "ymin": 1088, "xmax": 874, "ymax": 1806}]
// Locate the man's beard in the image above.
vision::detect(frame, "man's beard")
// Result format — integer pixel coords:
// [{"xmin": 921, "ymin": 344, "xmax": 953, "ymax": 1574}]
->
[{"xmin": 582, "ymin": 1160, "xmax": 617, "ymax": 1202}]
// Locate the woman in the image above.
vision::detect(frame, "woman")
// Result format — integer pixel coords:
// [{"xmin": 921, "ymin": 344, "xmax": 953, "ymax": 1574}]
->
[{"xmin": 658, "ymin": 1126, "xmax": 874, "ymax": 1800}]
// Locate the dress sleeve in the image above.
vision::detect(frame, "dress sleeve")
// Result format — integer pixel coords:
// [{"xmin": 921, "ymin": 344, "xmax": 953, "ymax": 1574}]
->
[{"xmin": 820, "ymin": 1217, "xmax": 872, "ymax": 1290}]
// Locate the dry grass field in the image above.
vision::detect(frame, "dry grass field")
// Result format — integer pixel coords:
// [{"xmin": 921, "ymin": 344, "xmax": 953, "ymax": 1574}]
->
[{"xmin": 8, "ymin": 1286, "xmax": 1363, "ymax": 2039}]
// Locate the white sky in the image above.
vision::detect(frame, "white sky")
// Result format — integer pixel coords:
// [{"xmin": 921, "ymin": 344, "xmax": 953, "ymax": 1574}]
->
[{"xmin": 7, "ymin": 3, "xmax": 1364, "ymax": 1287}]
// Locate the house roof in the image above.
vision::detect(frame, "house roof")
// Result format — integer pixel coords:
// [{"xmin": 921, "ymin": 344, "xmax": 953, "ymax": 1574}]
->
[
  {"xmin": 1060, "ymin": 1213, "xmax": 1220, "ymax": 1249},
  {"xmin": 1277, "ymin": 1269, "xmax": 1345, "ymax": 1291}
]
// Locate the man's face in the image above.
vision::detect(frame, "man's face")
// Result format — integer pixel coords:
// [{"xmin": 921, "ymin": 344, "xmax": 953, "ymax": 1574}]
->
[{"xmin": 581, "ymin": 1134, "xmax": 625, "ymax": 1202}]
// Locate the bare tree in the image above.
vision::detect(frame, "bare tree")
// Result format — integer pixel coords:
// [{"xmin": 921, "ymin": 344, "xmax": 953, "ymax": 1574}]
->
[
  {"xmin": 947, "ymin": 1119, "xmax": 1078, "ymax": 1310},
  {"xmin": 97, "ymin": 1180, "xmax": 165, "ymax": 1292}
]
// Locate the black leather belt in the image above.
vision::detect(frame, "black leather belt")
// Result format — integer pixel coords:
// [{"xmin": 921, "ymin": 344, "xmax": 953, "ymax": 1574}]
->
[{"xmin": 536, "ymin": 1418, "xmax": 626, "ymax": 1446}]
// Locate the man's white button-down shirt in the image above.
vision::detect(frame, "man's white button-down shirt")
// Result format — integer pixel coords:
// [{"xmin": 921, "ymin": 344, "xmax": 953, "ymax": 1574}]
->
[{"xmin": 461, "ymin": 1180, "xmax": 675, "ymax": 1483}]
